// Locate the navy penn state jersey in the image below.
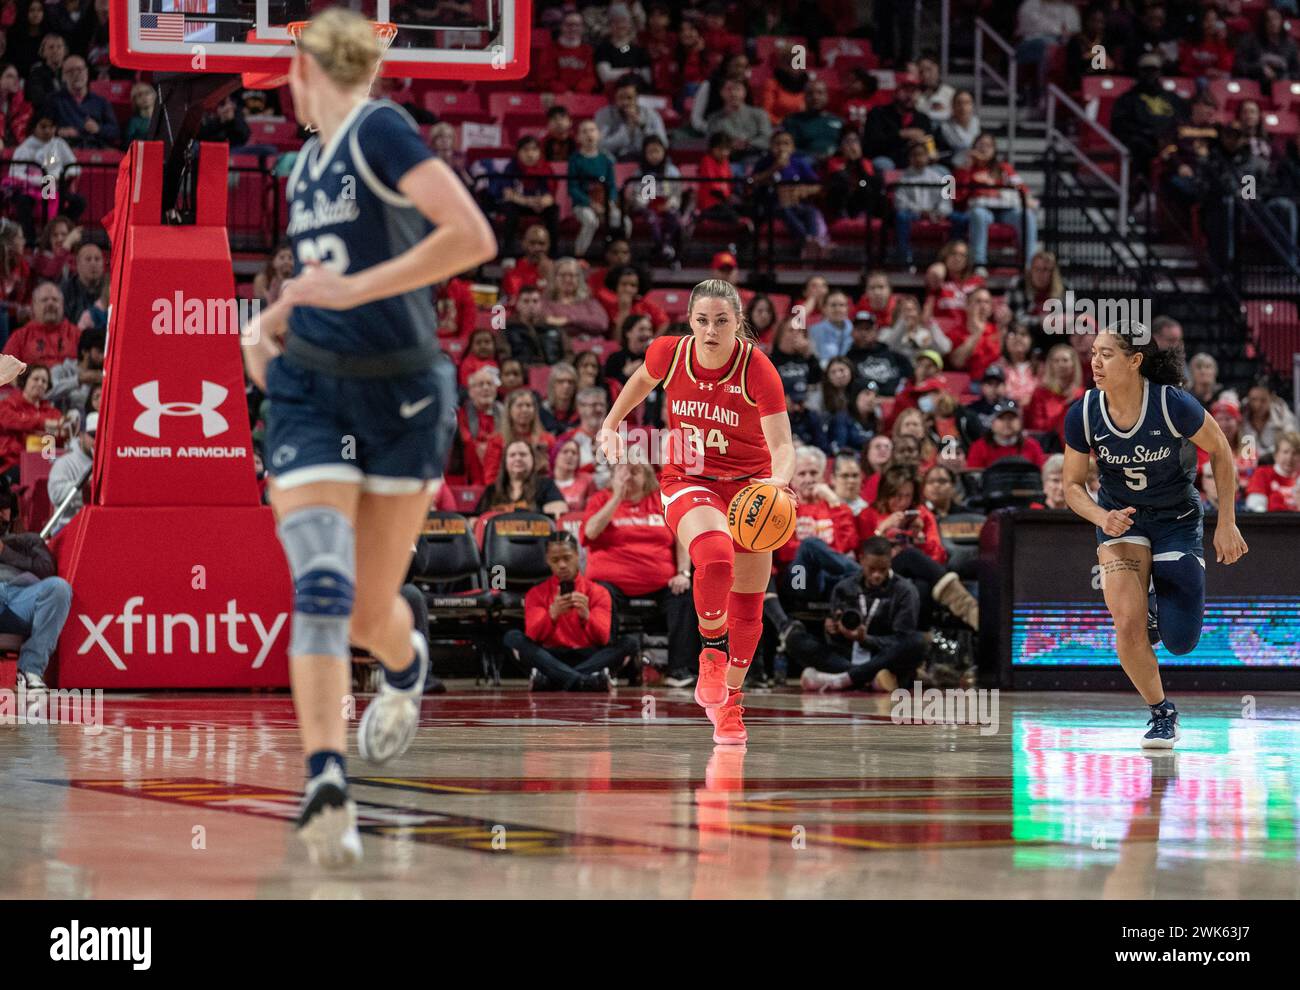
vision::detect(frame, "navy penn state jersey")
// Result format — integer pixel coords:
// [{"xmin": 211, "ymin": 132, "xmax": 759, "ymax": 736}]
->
[
  {"xmin": 284, "ymin": 99, "xmax": 437, "ymax": 356},
  {"xmin": 1064, "ymin": 380, "xmax": 1206, "ymax": 508}
]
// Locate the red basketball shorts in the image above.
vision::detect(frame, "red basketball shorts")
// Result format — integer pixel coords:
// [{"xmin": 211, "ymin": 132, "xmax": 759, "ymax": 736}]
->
[{"xmin": 659, "ymin": 477, "xmax": 758, "ymax": 554}]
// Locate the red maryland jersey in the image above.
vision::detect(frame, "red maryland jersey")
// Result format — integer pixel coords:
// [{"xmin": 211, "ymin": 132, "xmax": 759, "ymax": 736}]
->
[{"xmin": 644, "ymin": 334, "xmax": 788, "ymax": 481}]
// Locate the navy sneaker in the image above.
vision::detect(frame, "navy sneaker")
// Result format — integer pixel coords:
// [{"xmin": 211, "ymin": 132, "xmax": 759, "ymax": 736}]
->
[
  {"xmin": 1141, "ymin": 702, "xmax": 1180, "ymax": 749},
  {"xmin": 298, "ymin": 761, "xmax": 362, "ymax": 867}
]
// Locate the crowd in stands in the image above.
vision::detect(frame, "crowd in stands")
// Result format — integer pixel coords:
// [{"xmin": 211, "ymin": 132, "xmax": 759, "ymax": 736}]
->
[{"xmin": 1, "ymin": 1, "xmax": 1297, "ymax": 694}]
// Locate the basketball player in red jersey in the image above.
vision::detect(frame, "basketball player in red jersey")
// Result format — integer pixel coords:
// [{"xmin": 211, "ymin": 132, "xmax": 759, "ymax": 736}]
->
[{"xmin": 600, "ymin": 280, "xmax": 796, "ymax": 745}]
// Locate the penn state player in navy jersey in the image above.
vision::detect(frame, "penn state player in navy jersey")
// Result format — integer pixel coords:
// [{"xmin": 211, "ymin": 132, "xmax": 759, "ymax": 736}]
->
[
  {"xmin": 242, "ymin": 10, "xmax": 496, "ymax": 866},
  {"xmin": 1063, "ymin": 327, "xmax": 1247, "ymax": 748}
]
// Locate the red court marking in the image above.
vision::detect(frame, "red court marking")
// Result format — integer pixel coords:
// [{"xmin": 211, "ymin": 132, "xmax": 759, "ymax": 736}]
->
[
  {"xmin": 353, "ymin": 775, "xmax": 1018, "ymax": 795},
  {"xmin": 49, "ymin": 778, "xmax": 697, "ymax": 857}
]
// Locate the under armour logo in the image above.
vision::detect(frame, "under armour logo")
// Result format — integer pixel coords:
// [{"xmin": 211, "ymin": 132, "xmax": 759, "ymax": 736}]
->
[
  {"xmin": 702, "ymin": 609, "xmax": 723, "ymax": 618},
  {"xmin": 132, "ymin": 380, "xmax": 230, "ymax": 439},
  {"xmin": 697, "ymin": 382, "xmax": 715, "ymax": 391}
]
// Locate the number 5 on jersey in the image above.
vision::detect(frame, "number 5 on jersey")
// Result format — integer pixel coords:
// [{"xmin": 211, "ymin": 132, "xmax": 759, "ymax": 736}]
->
[
  {"xmin": 682, "ymin": 423, "xmax": 730, "ymax": 456},
  {"xmin": 1124, "ymin": 466, "xmax": 1147, "ymax": 491}
]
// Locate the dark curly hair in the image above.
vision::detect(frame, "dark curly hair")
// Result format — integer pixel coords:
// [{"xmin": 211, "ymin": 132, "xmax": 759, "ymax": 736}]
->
[{"xmin": 1109, "ymin": 324, "xmax": 1186, "ymax": 387}]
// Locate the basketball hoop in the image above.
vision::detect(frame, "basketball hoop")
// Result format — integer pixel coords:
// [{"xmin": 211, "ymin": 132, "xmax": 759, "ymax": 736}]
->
[{"xmin": 240, "ymin": 20, "xmax": 399, "ymax": 95}]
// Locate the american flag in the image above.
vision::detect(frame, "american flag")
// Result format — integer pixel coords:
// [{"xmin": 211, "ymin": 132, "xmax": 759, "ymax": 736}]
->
[{"xmin": 139, "ymin": 13, "xmax": 187, "ymax": 42}]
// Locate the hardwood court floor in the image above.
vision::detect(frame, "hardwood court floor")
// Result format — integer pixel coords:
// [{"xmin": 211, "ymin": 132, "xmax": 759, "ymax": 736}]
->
[{"xmin": 1, "ymin": 687, "xmax": 1298, "ymax": 899}]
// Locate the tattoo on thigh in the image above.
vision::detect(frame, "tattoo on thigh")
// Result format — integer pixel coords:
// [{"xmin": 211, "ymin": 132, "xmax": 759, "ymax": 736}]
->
[{"xmin": 1100, "ymin": 557, "xmax": 1141, "ymax": 587}]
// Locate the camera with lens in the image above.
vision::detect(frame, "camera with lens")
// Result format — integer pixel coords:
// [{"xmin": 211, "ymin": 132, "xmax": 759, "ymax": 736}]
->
[{"xmin": 837, "ymin": 609, "xmax": 863, "ymax": 632}]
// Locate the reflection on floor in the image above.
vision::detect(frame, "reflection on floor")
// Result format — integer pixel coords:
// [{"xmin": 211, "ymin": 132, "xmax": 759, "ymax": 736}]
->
[{"xmin": 2, "ymin": 687, "xmax": 1298, "ymax": 898}]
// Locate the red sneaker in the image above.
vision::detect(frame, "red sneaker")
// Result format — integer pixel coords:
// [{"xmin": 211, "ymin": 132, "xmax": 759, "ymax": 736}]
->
[
  {"xmin": 712, "ymin": 692, "xmax": 748, "ymax": 746},
  {"xmin": 694, "ymin": 648, "xmax": 730, "ymax": 708}
]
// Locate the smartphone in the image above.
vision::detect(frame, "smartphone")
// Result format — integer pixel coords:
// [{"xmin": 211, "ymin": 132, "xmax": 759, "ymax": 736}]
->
[
  {"xmin": 903, "ymin": 510, "xmax": 919, "ymax": 521},
  {"xmin": 559, "ymin": 580, "xmax": 575, "ymax": 596}
]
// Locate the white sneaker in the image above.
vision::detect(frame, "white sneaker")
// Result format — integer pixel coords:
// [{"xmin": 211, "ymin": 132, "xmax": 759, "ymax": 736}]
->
[
  {"xmin": 800, "ymin": 667, "xmax": 839, "ymax": 693},
  {"xmin": 16, "ymin": 671, "xmax": 47, "ymax": 693},
  {"xmin": 357, "ymin": 631, "xmax": 428, "ymax": 765},
  {"xmin": 297, "ymin": 761, "xmax": 362, "ymax": 868}
]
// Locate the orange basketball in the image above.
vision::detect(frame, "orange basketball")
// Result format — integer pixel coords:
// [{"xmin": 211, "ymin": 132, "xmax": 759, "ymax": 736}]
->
[{"xmin": 727, "ymin": 483, "xmax": 796, "ymax": 553}]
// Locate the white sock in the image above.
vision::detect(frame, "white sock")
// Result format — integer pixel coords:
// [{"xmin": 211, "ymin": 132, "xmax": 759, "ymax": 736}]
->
[{"xmin": 829, "ymin": 672, "xmax": 852, "ymax": 691}]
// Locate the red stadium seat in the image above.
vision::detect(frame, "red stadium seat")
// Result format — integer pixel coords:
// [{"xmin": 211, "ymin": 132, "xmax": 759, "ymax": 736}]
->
[
  {"xmin": 424, "ymin": 90, "xmax": 486, "ymax": 121},
  {"xmin": 565, "ymin": 93, "xmax": 608, "ymax": 119},
  {"xmin": 1208, "ymin": 78, "xmax": 1263, "ymax": 110},
  {"xmin": 247, "ymin": 119, "xmax": 299, "ymax": 149},
  {"xmin": 1263, "ymin": 110, "xmax": 1300, "ymax": 138},
  {"xmin": 448, "ymin": 485, "xmax": 486, "ymax": 514},
  {"xmin": 1268, "ymin": 80, "xmax": 1300, "ymax": 110},
  {"xmin": 643, "ymin": 288, "xmax": 690, "ymax": 318},
  {"xmin": 488, "ymin": 91, "xmax": 546, "ymax": 127},
  {"xmin": 755, "ymin": 35, "xmax": 807, "ymax": 66},
  {"xmin": 1080, "ymin": 75, "xmax": 1134, "ymax": 124},
  {"xmin": 1160, "ymin": 77, "xmax": 1196, "ymax": 100},
  {"xmin": 819, "ymin": 36, "xmax": 878, "ymax": 69}
]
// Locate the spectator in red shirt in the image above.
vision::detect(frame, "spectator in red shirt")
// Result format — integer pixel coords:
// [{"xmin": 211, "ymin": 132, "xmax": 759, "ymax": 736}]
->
[
  {"xmin": 582, "ymin": 460, "xmax": 698, "ymax": 683},
  {"xmin": 500, "ymin": 387, "xmax": 556, "ymax": 473},
  {"xmin": 453, "ymin": 365, "xmax": 505, "ymax": 486},
  {"xmin": 666, "ymin": 16, "xmax": 714, "ymax": 101},
  {"xmin": 542, "ymin": 105, "xmax": 577, "ymax": 163},
  {"xmin": 585, "ymin": 238, "xmax": 631, "ymax": 297},
  {"xmin": 0, "ymin": 364, "xmax": 65, "ymax": 476},
  {"xmin": 640, "ymin": 3, "xmax": 677, "ymax": 89},
  {"xmin": 1023, "ymin": 343, "xmax": 1083, "ymax": 441},
  {"xmin": 775, "ymin": 446, "xmax": 862, "ymax": 596},
  {"xmin": 1246, "ymin": 431, "xmax": 1299, "ymax": 512},
  {"xmin": 855, "ymin": 270, "xmax": 897, "ymax": 328},
  {"xmin": 537, "ymin": 10, "xmax": 600, "ymax": 94},
  {"xmin": 457, "ymin": 327, "xmax": 500, "ymax": 389},
  {"xmin": 0, "ymin": 218, "xmax": 33, "ymax": 330},
  {"xmin": 550, "ymin": 436, "xmax": 596, "ymax": 511},
  {"xmin": 595, "ymin": 265, "xmax": 669, "ymax": 334},
  {"xmin": 695, "ymin": 132, "xmax": 749, "ymax": 225},
  {"xmin": 855, "ymin": 463, "xmax": 979, "ymax": 630},
  {"xmin": 499, "ymin": 136, "xmax": 559, "ymax": 255},
  {"xmin": 501, "ymin": 228, "xmax": 553, "ymax": 304},
  {"xmin": 0, "ymin": 62, "xmax": 32, "ymax": 146},
  {"xmin": 3, "ymin": 281, "xmax": 77, "ymax": 365},
  {"xmin": 700, "ymin": 4, "xmax": 743, "ymax": 61},
  {"xmin": 953, "ymin": 131, "xmax": 1039, "ymax": 271},
  {"xmin": 1181, "ymin": 7, "xmax": 1234, "ymax": 81},
  {"xmin": 502, "ymin": 531, "xmax": 637, "ymax": 690},
  {"xmin": 435, "ymin": 276, "xmax": 476, "ymax": 345},
  {"xmin": 922, "ymin": 239, "xmax": 985, "ymax": 339},
  {"xmin": 946, "ymin": 286, "xmax": 1002, "ymax": 379},
  {"xmin": 30, "ymin": 216, "xmax": 76, "ymax": 283},
  {"xmin": 966, "ymin": 399, "xmax": 1046, "ymax": 469}
]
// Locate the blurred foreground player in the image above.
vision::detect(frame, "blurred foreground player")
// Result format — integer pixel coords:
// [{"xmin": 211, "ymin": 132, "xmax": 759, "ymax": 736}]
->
[
  {"xmin": 242, "ymin": 10, "xmax": 496, "ymax": 866},
  {"xmin": 1062, "ymin": 326, "xmax": 1247, "ymax": 748}
]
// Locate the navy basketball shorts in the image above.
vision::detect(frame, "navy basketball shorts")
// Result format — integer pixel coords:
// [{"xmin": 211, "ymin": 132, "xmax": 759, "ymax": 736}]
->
[
  {"xmin": 264, "ymin": 352, "xmax": 456, "ymax": 494},
  {"xmin": 1094, "ymin": 489, "xmax": 1205, "ymax": 560}
]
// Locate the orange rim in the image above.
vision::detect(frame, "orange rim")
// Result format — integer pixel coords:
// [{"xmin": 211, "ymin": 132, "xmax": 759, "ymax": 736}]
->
[{"xmin": 286, "ymin": 20, "xmax": 399, "ymax": 50}]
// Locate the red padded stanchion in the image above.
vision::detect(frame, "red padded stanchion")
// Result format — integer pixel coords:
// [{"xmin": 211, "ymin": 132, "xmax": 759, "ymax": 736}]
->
[{"xmin": 52, "ymin": 142, "xmax": 292, "ymax": 688}]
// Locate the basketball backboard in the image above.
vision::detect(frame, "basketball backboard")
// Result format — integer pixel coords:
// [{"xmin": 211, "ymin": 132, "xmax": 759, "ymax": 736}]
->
[{"xmin": 109, "ymin": 0, "xmax": 532, "ymax": 80}]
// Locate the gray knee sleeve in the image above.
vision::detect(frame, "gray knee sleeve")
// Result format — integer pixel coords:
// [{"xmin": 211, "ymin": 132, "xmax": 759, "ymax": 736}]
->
[{"xmin": 278, "ymin": 506, "xmax": 356, "ymax": 659}]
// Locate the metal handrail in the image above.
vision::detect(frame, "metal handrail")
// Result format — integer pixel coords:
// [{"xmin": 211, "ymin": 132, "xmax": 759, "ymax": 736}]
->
[
  {"xmin": 1044, "ymin": 83, "xmax": 1130, "ymax": 234},
  {"xmin": 972, "ymin": 18, "xmax": 1017, "ymax": 166}
]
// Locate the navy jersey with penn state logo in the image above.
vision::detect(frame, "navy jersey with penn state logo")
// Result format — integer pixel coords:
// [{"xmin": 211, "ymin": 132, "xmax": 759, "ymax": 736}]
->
[
  {"xmin": 1064, "ymin": 380, "xmax": 1206, "ymax": 508},
  {"xmin": 284, "ymin": 99, "xmax": 437, "ymax": 356}
]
